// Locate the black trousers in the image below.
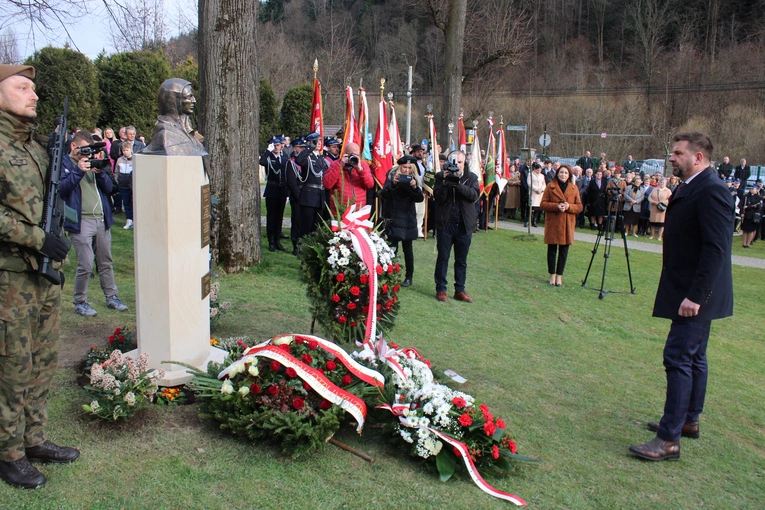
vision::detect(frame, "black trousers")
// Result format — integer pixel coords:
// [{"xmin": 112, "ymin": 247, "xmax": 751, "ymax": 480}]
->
[
  {"xmin": 265, "ymin": 197, "xmax": 286, "ymax": 237},
  {"xmin": 299, "ymin": 205, "xmax": 322, "ymax": 238},
  {"xmin": 520, "ymin": 190, "xmax": 529, "ymax": 220},
  {"xmin": 547, "ymin": 244, "xmax": 569, "ymax": 275},
  {"xmin": 390, "ymin": 239, "xmax": 414, "ymax": 280},
  {"xmin": 289, "ymin": 198, "xmax": 300, "ymax": 244}
]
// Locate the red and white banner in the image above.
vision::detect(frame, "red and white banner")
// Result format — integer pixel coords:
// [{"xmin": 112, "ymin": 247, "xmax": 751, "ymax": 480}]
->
[
  {"xmin": 495, "ymin": 127, "xmax": 509, "ymax": 195},
  {"xmin": 371, "ymin": 100, "xmax": 393, "ymax": 186},
  {"xmin": 357, "ymin": 88, "xmax": 371, "ymax": 162},
  {"xmin": 310, "ymin": 77, "xmax": 324, "ymax": 151},
  {"xmin": 341, "ymin": 86, "xmax": 359, "ymax": 152},
  {"xmin": 469, "ymin": 126, "xmax": 484, "ymax": 194},
  {"xmin": 389, "ymin": 103, "xmax": 402, "ymax": 161},
  {"xmin": 289, "ymin": 334, "xmax": 385, "ymax": 388},
  {"xmin": 458, "ymin": 115, "xmax": 467, "ymax": 153}
]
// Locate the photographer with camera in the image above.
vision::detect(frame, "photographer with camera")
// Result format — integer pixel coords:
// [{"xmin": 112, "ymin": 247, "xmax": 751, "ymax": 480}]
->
[
  {"xmin": 433, "ymin": 150, "xmax": 480, "ymax": 302},
  {"xmin": 60, "ymin": 130, "xmax": 128, "ymax": 317},
  {"xmin": 323, "ymin": 142, "xmax": 374, "ymax": 217},
  {"xmin": 380, "ymin": 155, "xmax": 424, "ymax": 287}
]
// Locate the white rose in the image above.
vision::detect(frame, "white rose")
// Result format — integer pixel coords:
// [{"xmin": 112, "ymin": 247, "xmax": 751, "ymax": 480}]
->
[
  {"xmin": 248, "ymin": 364, "xmax": 259, "ymax": 377},
  {"xmin": 221, "ymin": 379, "xmax": 234, "ymax": 394},
  {"xmin": 272, "ymin": 336, "xmax": 294, "ymax": 346},
  {"xmin": 239, "ymin": 385, "xmax": 250, "ymax": 396}
]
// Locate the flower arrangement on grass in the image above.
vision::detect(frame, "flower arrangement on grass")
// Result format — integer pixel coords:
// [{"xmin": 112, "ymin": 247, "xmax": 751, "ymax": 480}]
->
[
  {"xmin": 82, "ymin": 350, "xmax": 164, "ymax": 421},
  {"xmin": 155, "ymin": 387, "xmax": 186, "ymax": 406},
  {"xmin": 181, "ymin": 335, "xmax": 372, "ymax": 458},
  {"xmin": 299, "ymin": 221, "xmax": 402, "ymax": 344},
  {"xmin": 84, "ymin": 327, "xmax": 136, "ymax": 372}
]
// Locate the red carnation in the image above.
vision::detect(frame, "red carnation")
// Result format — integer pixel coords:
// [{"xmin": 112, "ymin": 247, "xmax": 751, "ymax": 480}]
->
[
  {"xmin": 484, "ymin": 421, "xmax": 497, "ymax": 437},
  {"xmin": 320, "ymin": 399, "xmax": 332, "ymax": 410},
  {"xmin": 307, "ymin": 340, "xmax": 319, "ymax": 350},
  {"xmin": 347, "ymin": 303, "xmax": 357, "ymax": 310},
  {"xmin": 301, "ymin": 353, "xmax": 313, "ymax": 364},
  {"xmin": 492, "ymin": 445, "xmax": 500, "ymax": 459},
  {"xmin": 350, "ymin": 321, "xmax": 357, "ymax": 327},
  {"xmin": 295, "ymin": 337, "xmax": 304, "ymax": 344},
  {"xmin": 303, "ymin": 381, "xmax": 311, "ymax": 391},
  {"xmin": 267, "ymin": 385, "xmax": 279, "ymax": 395},
  {"xmin": 382, "ymin": 283, "xmax": 389, "ymax": 293},
  {"xmin": 336, "ymin": 273, "xmax": 345, "ymax": 282},
  {"xmin": 331, "ymin": 294, "xmax": 341, "ymax": 303},
  {"xmin": 496, "ymin": 418, "xmax": 506, "ymax": 429},
  {"xmin": 453, "ymin": 447, "xmax": 462, "ymax": 457},
  {"xmin": 114, "ymin": 328, "xmax": 121, "ymax": 335},
  {"xmin": 359, "ymin": 274, "xmax": 369, "ymax": 284},
  {"xmin": 395, "ymin": 263, "xmax": 401, "ymax": 272},
  {"xmin": 376, "ymin": 304, "xmax": 382, "ymax": 311},
  {"xmin": 341, "ymin": 375, "xmax": 352, "ymax": 386},
  {"xmin": 393, "ymin": 284, "xmax": 400, "ymax": 293},
  {"xmin": 376, "ymin": 265, "xmax": 383, "ymax": 275},
  {"xmin": 338, "ymin": 316, "xmax": 347, "ymax": 323},
  {"xmin": 350, "ymin": 286, "xmax": 360, "ymax": 296},
  {"xmin": 387, "ymin": 265, "xmax": 393, "ymax": 274},
  {"xmin": 118, "ymin": 335, "xmax": 125, "ymax": 341},
  {"xmin": 458, "ymin": 414, "xmax": 473, "ymax": 427},
  {"xmin": 278, "ymin": 343, "xmax": 291, "ymax": 352},
  {"xmin": 452, "ymin": 397, "xmax": 467, "ymax": 408},
  {"xmin": 270, "ymin": 360, "xmax": 281, "ymax": 371},
  {"xmin": 292, "ymin": 397, "xmax": 305, "ymax": 410},
  {"xmin": 108, "ymin": 336, "xmax": 115, "ymax": 343},
  {"xmin": 325, "ymin": 360, "xmax": 337, "ymax": 371},
  {"xmin": 508, "ymin": 439, "xmax": 517, "ymax": 454},
  {"xmin": 362, "ymin": 306, "xmax": 369, "ymax": 314},
  {"xmin": 250, "ymin": 384, "xmax": 261, "ymax": 394},
  {"xmin": 286, "ymin": 367, "xmax": 298, "ymax": 378}
]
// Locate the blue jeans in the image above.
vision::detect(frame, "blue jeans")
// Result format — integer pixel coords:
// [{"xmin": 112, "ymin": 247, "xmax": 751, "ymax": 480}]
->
[
  {"xmin": 658, "ymin": 320, "xmax": 711, "ymax": 442},
  {"xmin": 434, "ymin": 221, "xmax": 472, "ymax": 293}
]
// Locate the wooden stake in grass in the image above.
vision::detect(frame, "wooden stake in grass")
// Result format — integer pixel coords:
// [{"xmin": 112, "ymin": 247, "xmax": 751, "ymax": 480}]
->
[{"xmin": 328, "ymin": 438, "xmax": 375, "ymax": 463}]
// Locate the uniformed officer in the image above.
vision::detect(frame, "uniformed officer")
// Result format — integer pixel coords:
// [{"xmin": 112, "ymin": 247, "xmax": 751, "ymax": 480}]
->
[
  {"xmin": 295, "ymin": 132, "xmax": 329, "ymax": 237},
  {"xmin": 0, "ymin": 64, "xmax": 80, "ymax": 490},
  {"xmin": 286, "ymin": 137, "xmax": 307, "ymax": 255},
  {"xmin": 323, "ymin": 138, "xmax": 341, "ymax": 165},
  {"xmin": 259, "ymin": 136, "xmax": 289, "ymax": 251}
]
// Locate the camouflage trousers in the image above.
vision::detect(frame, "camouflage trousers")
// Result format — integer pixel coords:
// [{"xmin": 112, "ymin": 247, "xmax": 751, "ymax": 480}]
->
[{"xmin": 0, "ymin": 269, "xmax": 60, "ymax": 462}]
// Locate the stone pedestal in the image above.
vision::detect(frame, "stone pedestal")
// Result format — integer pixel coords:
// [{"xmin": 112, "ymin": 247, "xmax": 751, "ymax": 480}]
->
[{"xmin": 130, "ymin": 154, "xmax": 226, "ymax": 386}]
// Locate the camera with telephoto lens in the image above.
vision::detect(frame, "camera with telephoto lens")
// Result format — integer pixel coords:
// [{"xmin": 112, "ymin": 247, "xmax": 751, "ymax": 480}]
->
[
  {"xmin": 344, "ymin": 154, "xmax": 360, "ymax": 171},
  {"xmin": 443, "ymin": 161, "xmax": 460, "ymax": 186},
  {"xmin": 77, "ymin": 141, "xmax": 111, "ymax": 170}
]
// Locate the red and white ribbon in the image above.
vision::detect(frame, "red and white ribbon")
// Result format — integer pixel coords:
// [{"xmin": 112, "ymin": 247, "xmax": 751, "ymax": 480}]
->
[{"xmin": 290, "ymin": 334, "xmax": 385, "ymax": 388}]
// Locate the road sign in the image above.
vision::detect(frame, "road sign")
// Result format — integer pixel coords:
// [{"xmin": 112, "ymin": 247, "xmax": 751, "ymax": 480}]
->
[
  {"xmin": 538, "ymin": 134, "xmax": 551, "ymax": 147},
  {"xmin": 506, "ymin": 125, "xmax": 526, "ymax": 131},
  {"xmin": 600, "ymin": 132, "xmax": 608, "ymax": 139}
]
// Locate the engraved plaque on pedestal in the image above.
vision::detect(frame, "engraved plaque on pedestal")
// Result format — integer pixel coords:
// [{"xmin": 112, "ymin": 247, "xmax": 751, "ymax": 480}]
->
[
  {"xmin": 201, "ymin": 184, "xmax": 211, "ymax": 248},
  {"xmin": 201, "ymin": 271, "xmax": 211, "ymax": 300}
]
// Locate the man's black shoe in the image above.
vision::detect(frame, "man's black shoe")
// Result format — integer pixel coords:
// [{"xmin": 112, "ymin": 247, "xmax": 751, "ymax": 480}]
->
[
  {"xmin": 279, "ymin": 233, "xmax": 289, "ymax": 239},
  {"xmin": 274, "ymin": 240, "xmax": 287, "ymax": 252},
  {"xmin": 26, "ymin": 440, "xmax": 80, "ymax": 464},
  {"xmin": 402, "ymin": 278, "xmax": 412, "ymax": 287},
  {"xmin": 0, "ymin": 458, "xmax": 46, "ymax": 489}
]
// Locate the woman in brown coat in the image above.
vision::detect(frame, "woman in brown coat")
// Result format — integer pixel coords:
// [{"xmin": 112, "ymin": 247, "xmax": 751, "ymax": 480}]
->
[{"xmin": 540, "ymin": 165, "xmax": 583, "ymax": 286}]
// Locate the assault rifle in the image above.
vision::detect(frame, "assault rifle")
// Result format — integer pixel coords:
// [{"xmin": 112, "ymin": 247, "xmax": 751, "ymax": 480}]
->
[{"xmin": 39, "ymin": 98, "xmax": 76, "ymax": 285}]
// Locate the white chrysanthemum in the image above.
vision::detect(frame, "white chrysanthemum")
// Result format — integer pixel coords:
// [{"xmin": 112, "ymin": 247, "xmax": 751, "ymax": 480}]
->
[
  {"xmin": 337, "ymin": 257, "xmax": 349, "ymax": 267},
  {"xmin": 417, "ymin": 428, "xmax": 429, "ymax": 439}
]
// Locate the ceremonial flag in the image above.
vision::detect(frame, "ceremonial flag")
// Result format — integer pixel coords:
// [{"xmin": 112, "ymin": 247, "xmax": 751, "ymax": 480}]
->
[
  {"xmin": 494, "ymin": 126, "xmax": 509, "ymax": 195},
  {"xmin": 422, "ymin": 115, "xmax": 439, "ymax": 194},
  {"xmin": 469, "ymin": 127, "xmax": 484, "ymax": 195},
  {"xmin": 458, "ymin": 115, "xmax": 467, "ymax": 153},
  {"xmin": 371, "ymin": 99, "xmax": 392, "ymax": 186},
  {"xmin": 310, "ymin": 77, "xmax": 324, "ymax": 151},
  {"xmin": 389, "ymin": 103, "xmax": 402, "ymax": 160},
  {"xmin": 341, "ymin": 86, "xmax": 359, "ymax": 152},
  {"xmin": 483, "ymin": 119, "xmax": 496, "ymax": 196},
  {"xmin": 357, "ymin": 88, "xmax": 372, "ymax": 162}
]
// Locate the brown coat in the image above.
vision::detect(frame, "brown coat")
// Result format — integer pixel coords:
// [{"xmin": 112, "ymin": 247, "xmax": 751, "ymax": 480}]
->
[{"xmin": 540, "ymin": 179, "xmax": 583, "ymax": 245}]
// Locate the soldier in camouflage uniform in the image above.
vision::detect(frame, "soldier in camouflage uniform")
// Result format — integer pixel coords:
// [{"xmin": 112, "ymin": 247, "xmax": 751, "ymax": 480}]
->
[{"xmin": 0, "ymin": 64, "xmax": 80, "ymax": 489}]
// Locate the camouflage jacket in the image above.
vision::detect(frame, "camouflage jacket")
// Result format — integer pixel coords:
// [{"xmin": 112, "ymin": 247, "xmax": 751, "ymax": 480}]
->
[{"xmin": 0, "ymin": 110, "xmax": 54, "ymax": 272}]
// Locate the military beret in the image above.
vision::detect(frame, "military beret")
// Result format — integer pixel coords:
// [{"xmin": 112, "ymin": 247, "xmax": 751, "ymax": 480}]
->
[
  {"xmin": 409, "ymin": 144, "xmax": 423, "ymax": 153},
  {"xmin": 0, "ymin": 64, "xmax": 35, "ymax": 83},
  {"xmin": 397, "ymin": 155, "xmax": 417, "ymax": 165}
]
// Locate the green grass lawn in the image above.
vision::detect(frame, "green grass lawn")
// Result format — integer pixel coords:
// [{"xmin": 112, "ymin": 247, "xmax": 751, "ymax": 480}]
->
[{"xmin": 4, "ymin": 213, "xmax": 764, "ymax": 508}]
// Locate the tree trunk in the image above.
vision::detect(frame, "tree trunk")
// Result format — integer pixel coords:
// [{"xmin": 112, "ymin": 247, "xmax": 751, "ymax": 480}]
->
[
  {"xmin": 199, "ymin": 0, "xmax": 261, "ymax": 272},
  {"xmin": 441, "ymin": 0, "xmax": 466, "ymax": 145}
]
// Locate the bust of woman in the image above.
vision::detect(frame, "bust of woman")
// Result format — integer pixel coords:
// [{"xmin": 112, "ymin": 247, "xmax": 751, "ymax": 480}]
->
[{"xmin": 142, "ymin": 78, "xmax": 207, "ymax": 156}]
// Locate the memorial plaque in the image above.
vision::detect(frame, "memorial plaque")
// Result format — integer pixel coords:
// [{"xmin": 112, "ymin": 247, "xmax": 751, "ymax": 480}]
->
[
  {"xmin": 201, "ymin": 271, "xmax": 211, "ymax": 300},
  {"xmin": 201, "ymin": 184, "xmax": 211, "ymax": 248}
]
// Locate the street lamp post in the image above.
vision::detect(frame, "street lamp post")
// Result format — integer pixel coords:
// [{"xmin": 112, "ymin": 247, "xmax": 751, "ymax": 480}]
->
[{"xmin": 402, "ymin": 53, "xmax": 413, "ymax": 147}]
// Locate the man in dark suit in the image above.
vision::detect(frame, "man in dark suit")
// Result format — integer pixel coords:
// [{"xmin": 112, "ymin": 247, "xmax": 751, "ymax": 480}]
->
[
  {"xmin": 734, "ymin": 158, "xmax": 750, "ymax": 184},
  {"xmin": 576, "ymin": 150, "xmax": 593, "ymax": 172},
  {"xmin": 717, "ymin": 156, "xmax": 733, "ymax": 179},
  {"xmin": 629, "ymin": 132, "xmax": 734, "ymax": 461}
]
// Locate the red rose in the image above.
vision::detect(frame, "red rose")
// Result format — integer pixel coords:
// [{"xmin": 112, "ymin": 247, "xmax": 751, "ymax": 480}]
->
[
  {"xmin": 114, "ymin": 328, "xmax": 121, "ymax": 335},
  {"xmin": 359, "ymin": 274, "xmax": 369, "ymax": 284},
  {"xmin": 452, "ymin": 397, "xmax": 467, "ymax": 408},
  {"xmin": 387, "ymin": 265, "xmax": 393, "ymax": 274},
  {"xmin": 376, "ymin": 265, "xmax": 383, "ymax": 275},
  {"xmin": 393, "ymin": 284, "xmax": 400, "ymax": 293},
  {"xmin": 301, "ymin": 353, "xmax": 313, "ymax": 364},
  {"xmin": 350, "ymin": 286, "xmax": 360, "ymax": 296},
  {"xmin": 496, "ymin": 419, "xmax": 506, "ymax": 429},
  {"xmin": 250, "ymin": 384, "xmax": 261, "ymax": 394},
  {"xmin": 325, "ymin": 360, "xmax": 337, "ymax": 371},
  {"xmin": 295, "ymin": 337, "xmax": 304, "ymax": 344},
  {"xmin": 382, "ymin": 283, "xmax": 389, "ymax": 293},
  {"xmin": 108, "ymin": 336, "xmax": 115, "ymax": 343},
  {"xmin": 350, "ymin": 321, "xmax": 357, "ymax": 327},
  {"xmin": 320, "ymin": 399, "xmax": 332, "ymax": 410},
  {"xmin": 453, "ymin": 447, "xmax": 462, "ymax": 457},
  {"xmin": 392, "ymin": 296, "xmax": 397, "ymax": 303},
  {"xmin": 338, "ymin": 316, "xmax": 347, "ymax": 323},
  {"xmin": 376, "ymin": 304, "xmax": 382, "ymax": 311},
  {"xmin": 395, "ymin": 263, "xmax": 401, "ymax": 272},
  {"xmin": 458, "ymin": 414, "xmax": 472, "ymax": 427},
  {"xmin": 362, "ymin": 306, "xmax": 369, "ymax": 314},
  {"xmin": 303, "ymin": 381, "xmax": 311, "ymax": 391},
  {"xmin": 307, "ymin": 340, "xmax": 319, "ymax": 350},
  {"xmin": 278, "ymin": 343, "xmax": 291, "ymax": 352},
  {"xmin": 341, "ymin": 375, "xmax": 352, "ymax": 386},
  {"xmin": 331, "ymin": 294, "xmax": 341, "ymax": 303},
  {"xmin": 483, "ymin": 421, "xmax": 497, "ymax": 437},
  {"xmin": 347, "ymin": 303, "xmax": 357, "ymax": 310},
  {"xmin": 267, "ymin": 385, "xmax": 279, "ymax": 395},
  {"xmin": 270, "ymin": 361, "xmax": 281, "ymax": 371},
  {"xmin": 508, "ymin": 439, "xmax": 517, "ymax": 454},
  {"xmin": 292, "ymin": 398, "xmax": 305, "ymax": 410},
  {"xmin": 286, "ymin": 367, "xmax": 298, "ymax": 378},
  {"xmin": 492, "ymin": 445, "xmax": 500, "ymax": 459},
  {"xmin": 336, "ymin": 273, "xmax": 345, "ymax": 282},
  {"xmin": 118, "ymin": 335, "xmax": 125, "ymax": 341}
]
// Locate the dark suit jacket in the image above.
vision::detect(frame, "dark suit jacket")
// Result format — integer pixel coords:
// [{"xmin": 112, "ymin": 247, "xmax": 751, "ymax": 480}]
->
[
  {"xmin": 717, "ymin": 162, "xmax": 733, "ymax": 178},
  {"xmin": 734, "ymin": 165, "xmax": 751, "ymax": 183},
  {"xmin": 433, "ymin": 170, "xmax": 480, "ymax": 232},
  {"xmin": 576, "ymin": 156, "xmax": 593, "ymax": 170},
  {"xmin": 652, "ymin": 167, "xmax": 734, "ymax": 322},
  {"xmin": 260, "ymin": 150, "xmax": 289, "ymax": 200}
]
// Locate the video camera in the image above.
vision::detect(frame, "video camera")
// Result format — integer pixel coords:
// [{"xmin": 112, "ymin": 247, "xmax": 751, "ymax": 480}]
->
[
  {"xmin": 443, "ymin": 161, "xmax": 460, "ymax": 186},
  {"xmin": 76, "ymin": 141, "xmax": 110, "ymax": 170}
]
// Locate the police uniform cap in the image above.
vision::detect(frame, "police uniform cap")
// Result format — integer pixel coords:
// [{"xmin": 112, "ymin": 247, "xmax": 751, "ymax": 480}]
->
[
  {"xmin": 268, "ymin": 137, "xmax": 283, "ymax": 144},
  {"xmin": 0, "ymin": 64, "xmax": 35, "ymax": 83},
  {"xmin": 304, "ymin": 133, "xmax": 321, "ymax": 141},
  {"xmin": 397, "ymin": 155, "xmax": 417, "ymax": 165},
  {"xmin": 324, "ymin": 138, "xmax": 341, "ymax": 146},
  {"xmin": 409, "ymin": 144, "xmax": 423, "ymax": 153},
  {"xmin": 292, "ymin": 138, "xmax": 306, "ymax": 147}
]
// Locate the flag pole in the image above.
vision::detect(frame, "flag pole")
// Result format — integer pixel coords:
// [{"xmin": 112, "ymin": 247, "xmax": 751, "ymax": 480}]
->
[
  {"xmin": 495, "ymin": 116, "xmax": 504, "ymax": 230},
  {"xmin": 374, "ymin": 78, "xmax": 386, "ymax": 224}
]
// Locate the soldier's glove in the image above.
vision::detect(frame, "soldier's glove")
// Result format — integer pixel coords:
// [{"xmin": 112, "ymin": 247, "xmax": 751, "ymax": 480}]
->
[{"xmin": 40, "ymin": 232, "xmax": 71, "ymax": 262}]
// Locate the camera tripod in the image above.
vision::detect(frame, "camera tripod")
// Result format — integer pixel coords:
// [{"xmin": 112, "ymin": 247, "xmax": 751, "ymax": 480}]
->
[{"xmin": 582, "ymin": 194, "xmax": 636, "ymax": 299}]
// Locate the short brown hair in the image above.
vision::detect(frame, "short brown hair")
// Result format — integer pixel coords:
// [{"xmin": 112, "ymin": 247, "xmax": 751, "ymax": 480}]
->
[
  {"xmin": 71, "ymin": 129, "xmax": 94, "ymax": 146},
  {"xmin": 673, "ymin": 131, "xmax": 713, "ymax": 160}
]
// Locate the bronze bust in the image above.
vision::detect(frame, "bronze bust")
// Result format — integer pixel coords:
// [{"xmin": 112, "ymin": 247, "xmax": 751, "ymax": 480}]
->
[{"xmin": 143, "ymin": 78, "xmax": 208, "ymax": 156}]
